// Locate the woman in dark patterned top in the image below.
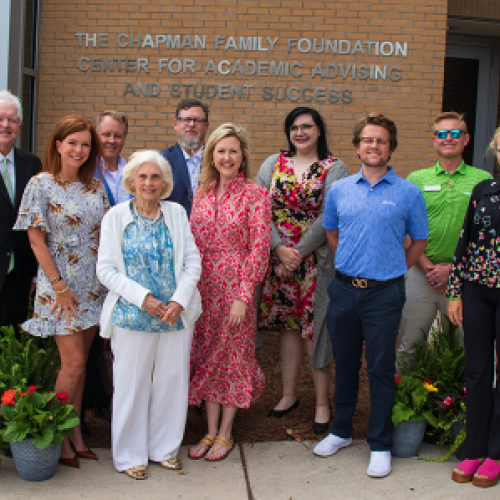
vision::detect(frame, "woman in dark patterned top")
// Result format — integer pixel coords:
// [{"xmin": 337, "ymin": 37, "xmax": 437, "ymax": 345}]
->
[{"xmin": 447, "ymin": 126, "xmax": 500, "ymax": 488}]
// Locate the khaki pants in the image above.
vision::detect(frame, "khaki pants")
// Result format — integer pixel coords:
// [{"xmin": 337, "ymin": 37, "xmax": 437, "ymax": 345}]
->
[{"xmin": 399, "ymin": 266, "xmax": 457, "ymax": 363}]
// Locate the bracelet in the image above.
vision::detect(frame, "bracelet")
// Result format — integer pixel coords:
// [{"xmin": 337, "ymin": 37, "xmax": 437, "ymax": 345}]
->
[
  {"xmin": 50, "ymin": 276, "xmax": 63, "ymax": 285},
  {"xmin": 54, "ymin": 285, "xmax": 69, "ymax": 295}
]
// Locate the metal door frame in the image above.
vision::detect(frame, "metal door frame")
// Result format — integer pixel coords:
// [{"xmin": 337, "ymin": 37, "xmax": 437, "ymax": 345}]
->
[{"xmin": 446, "ymin": 35, "xmax": 500, "ymax": 173}]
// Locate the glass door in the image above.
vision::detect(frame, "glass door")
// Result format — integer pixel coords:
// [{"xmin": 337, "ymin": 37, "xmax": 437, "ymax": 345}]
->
[{"xmin": 444, "ymin": 39, "xmax": 499, "ymax": 173}]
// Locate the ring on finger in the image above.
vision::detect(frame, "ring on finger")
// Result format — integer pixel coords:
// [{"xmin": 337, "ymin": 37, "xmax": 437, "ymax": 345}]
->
[{"xmin": 57, "ymin": 307, "xmax": 62, "ymax": 313}]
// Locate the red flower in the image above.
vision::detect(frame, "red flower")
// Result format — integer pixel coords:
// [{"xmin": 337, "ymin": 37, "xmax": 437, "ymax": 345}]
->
[
  {"xmin": 395, "ymin": 377, "xmax": 402, "ymax": 385},
  {"xmin": 422, "ymin": 378, "xmax": 434, "ymax": 385},
  {"xmin": 27, "ymin": 385, "xmax": 37, "ymax": 394},
  {"xmin": 56, "ymin": 393, "xmax": 68, "ymax": 404},
  {"xmin": 444, "ymin": 396, "xmax": 452, "ymax": 406},
  {"xmin": 1, "ymin": 389, "xmax": 17, "ymax": 405}
]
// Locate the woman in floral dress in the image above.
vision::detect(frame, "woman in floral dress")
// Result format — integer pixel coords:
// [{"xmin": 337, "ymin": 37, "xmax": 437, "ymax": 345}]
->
[
  {"xmin": 257, "ymin": 107, "xmax": 348, "ymax": 433},
  {"xmin": 188, "ymin": 123, "xmax": 272, "ymax": 461},
  {"xmin": 14, "ymin": 115, "xmax": 109, "ymax": 467}
]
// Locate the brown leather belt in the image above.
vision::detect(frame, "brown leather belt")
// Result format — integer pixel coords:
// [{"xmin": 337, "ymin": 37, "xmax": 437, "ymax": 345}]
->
[{"xmin": 335, "ymin": 271, "xmax": 403, "ymax": 289}]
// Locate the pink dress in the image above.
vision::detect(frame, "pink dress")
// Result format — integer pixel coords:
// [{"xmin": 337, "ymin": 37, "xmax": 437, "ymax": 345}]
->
[{"xmin": 189, "ymin": 174, "xmax": 272, "ymax": 408}]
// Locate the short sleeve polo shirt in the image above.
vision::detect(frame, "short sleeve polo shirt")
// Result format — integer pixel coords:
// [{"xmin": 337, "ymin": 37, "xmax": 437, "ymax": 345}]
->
[
  {"xmin": 407, "ymin": 161, "xmax": 492, "ymax": 262},
  {"xmin": 323, "ymin": 167, "xmax": 428, "ymax": 280}
]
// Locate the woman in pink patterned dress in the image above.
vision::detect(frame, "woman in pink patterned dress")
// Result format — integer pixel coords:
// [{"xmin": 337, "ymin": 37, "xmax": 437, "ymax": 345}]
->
[{"xmin": 188, "ymin": 123, "xmax": 272, "ymax": 461}]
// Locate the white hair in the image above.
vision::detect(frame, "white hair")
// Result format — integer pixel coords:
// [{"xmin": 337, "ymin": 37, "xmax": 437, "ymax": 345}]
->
[
  {"xmin": 0, "ymin": 90, "xmax": 23, "ymax": 121},
  {"xmin": 122, "ymin": 150, "xmax": 174, "ymax": 199}
]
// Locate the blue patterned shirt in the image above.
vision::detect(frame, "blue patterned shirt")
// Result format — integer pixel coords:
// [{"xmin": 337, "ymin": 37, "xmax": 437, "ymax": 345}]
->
[
  {"xmin": 323, "ymin": 167, "xmax": 429, "ymax": 280},
  {"xmin": 113, "ymin": 203, "xmax": 183, "ymax": 332}
]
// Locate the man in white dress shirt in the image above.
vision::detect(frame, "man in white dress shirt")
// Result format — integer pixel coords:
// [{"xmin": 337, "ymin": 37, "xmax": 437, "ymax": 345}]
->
[
  {"xmin": 95, "ymin": 110, "xmax": 132, "ymax": 206},
  {"xmin": 0, "ymin": 90, "xmax": 41, "ymax": 331}
]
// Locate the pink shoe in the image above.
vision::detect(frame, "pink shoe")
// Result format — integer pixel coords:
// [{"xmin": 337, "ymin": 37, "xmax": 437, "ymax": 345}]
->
[
  {"xmin": 472, "ymin": 458, "xmax": 500, "ymax": 488},
  {"xmin": 451, "ymin": 459, "xmax": 483, "ymax": 483}
]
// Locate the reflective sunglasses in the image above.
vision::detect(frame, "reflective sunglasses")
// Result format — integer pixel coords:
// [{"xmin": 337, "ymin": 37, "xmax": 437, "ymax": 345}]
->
[{"xmin": 435, "ymin": 129, "xmax": 464, "ymax": 139}]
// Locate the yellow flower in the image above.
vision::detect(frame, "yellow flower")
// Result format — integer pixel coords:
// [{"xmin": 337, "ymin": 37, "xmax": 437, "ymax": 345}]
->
[{"xmin": 423, "ymin": 382, "xmax": 438, "ymax": 393}]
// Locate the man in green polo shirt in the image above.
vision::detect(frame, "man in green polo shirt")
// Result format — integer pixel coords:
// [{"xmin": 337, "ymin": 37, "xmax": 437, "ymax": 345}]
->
[{"xmin": 399, "ymin": 111, "xmax": 492, "ymax": 362}]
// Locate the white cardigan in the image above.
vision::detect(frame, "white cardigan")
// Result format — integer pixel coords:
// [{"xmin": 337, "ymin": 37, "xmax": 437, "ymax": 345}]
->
[{"xmin": 97, "ymin": 200, "xmax": 202, "ymax": 339}]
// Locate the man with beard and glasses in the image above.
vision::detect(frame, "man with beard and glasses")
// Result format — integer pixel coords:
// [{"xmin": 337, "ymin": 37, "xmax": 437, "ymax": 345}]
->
[
  {"xmin": 314, "ymin": 113, "xmax": 428, "ymax": 478},
  {"xmin": 161, "ymin": 99, "xmax": 210, "ymax": 217},
  {"xmin": 399, "ymin": 111, "xmax": 491, "ymax": 364}
]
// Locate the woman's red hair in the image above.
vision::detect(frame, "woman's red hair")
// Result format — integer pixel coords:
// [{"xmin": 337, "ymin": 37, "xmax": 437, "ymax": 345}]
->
[{"xmin": 43, "ymin": 115, "xmax": 102, "ymax": 185}]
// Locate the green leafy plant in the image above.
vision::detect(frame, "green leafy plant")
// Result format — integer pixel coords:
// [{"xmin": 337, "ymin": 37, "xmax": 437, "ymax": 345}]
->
[
  {"xmin": 392, "ymin": 372, "xmax": 439, "ymax": 427},
  {"xmin": 401, "ymin": 315, "xmax": 465, "ymax": 401},
  {"xmin": 424, "ymin": 390, "xmax": 466, "ymax": 462},
  {"xmin": 397, "ymin": 314, "xmax": 467, "ymax": 461},
  {"xmin": 0, "ymin": 386, "xmax": 79, "ymax": 450},
  {"xmin": 0, "ymin": 325, "xmax": 60, "ymax": 393}
]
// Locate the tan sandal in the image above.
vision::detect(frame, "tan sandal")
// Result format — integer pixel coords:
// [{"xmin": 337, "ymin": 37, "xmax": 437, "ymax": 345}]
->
[
  {"xmin": 159, "ymin": 458, "xmax": 182, "ymax": 470},
  {"xmin": 205, "ymin": 436, "xmax": 234, "ymax": 462},
  {"xmin": 123, "ymin": 465, "xmax": 148, "ymax": 480},
  {"xmin": 188, "ymin": 434, "xmax": 215, "ymax": 460}
]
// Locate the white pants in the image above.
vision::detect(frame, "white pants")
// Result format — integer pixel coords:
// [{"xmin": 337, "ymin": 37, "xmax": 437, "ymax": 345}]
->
[{"xmin": 111, "ymin": 325, "xmax": 194, "ymax": 471}]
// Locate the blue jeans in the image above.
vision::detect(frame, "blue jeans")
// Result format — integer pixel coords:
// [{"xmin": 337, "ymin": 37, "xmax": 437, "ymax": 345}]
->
[{"xmin": 327, "ymin": 276, "xmax": 406, "ymax": 451}]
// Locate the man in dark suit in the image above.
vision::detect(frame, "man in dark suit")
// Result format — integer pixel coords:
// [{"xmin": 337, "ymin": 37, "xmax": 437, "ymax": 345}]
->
[
  {"xmin": 0, "ymin": 90, "xmax": 41, "ymax": 331},
  {"xmin": 161, "ymin": 98, "xmax": 210, "ymax": 216}
]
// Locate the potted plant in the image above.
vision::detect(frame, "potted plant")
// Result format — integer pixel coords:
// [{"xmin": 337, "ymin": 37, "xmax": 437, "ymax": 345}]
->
[
  {"xmin": 0, "ymin": 325, "xmax": 59, "ymax": 393},
  {"xmin": 0, "ymin": 386, "xmax": 79, "ymax": 481},
  {"xmin": 425, "ymin": 387, "xmax": 466, "ymax": 462},
  {"xmin": 398, "ymin": 315, "xmax": 465, "ymax": 437},
  {"xmin": 391, "ymin": 370, "xmax": 439, "ymax": 457}
]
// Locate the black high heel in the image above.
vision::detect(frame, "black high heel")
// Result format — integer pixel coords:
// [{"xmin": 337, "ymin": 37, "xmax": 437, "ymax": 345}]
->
[{"xmin": 266, "ymin": 399, "xmax": 300, "ymax": 418}]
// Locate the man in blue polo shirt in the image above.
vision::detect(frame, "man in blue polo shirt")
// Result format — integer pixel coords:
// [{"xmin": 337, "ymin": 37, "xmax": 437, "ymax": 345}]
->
[{"xmin": 313, "ymin": 114, "xmax": 428, "ymax": 478}]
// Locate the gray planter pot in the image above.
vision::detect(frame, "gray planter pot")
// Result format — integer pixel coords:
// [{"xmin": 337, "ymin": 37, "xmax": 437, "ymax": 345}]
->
[
  {"xmin": 392, "ymin": 419, "xmax": 427, "ymax": 458},
  {"xmin": 10, "ymin": 438, "xmax": 62, "ymax": 481}
]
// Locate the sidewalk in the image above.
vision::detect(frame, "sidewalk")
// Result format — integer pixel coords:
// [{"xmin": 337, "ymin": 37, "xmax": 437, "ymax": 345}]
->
[{"xmin": 2, "ymin": 440, "xmax": 498, "ymax": 499}]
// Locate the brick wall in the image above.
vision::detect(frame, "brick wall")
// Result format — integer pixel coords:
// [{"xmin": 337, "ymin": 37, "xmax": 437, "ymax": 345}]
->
[
  {"xmin": 37, "ymin": 0, "xmax": 449, "ymax": 178},
  {"xmin": 448, "ymin": 0, "xmax": 500, "ymax": 19}
]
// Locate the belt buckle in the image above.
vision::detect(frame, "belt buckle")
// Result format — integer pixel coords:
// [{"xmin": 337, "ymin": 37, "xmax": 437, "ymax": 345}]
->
[{"xmin": 352, "ymin": 278, "xmax": 368, "ymax": 289}]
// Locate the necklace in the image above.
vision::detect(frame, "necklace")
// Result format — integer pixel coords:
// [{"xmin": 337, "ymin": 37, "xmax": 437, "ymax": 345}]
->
[
  {"xmin": 133, "ymin": 201, "xmax": 162, "ymax": 226},
  {"xmin": 56, "ymin": 174, "xmax": 78, "ymax": 183}
]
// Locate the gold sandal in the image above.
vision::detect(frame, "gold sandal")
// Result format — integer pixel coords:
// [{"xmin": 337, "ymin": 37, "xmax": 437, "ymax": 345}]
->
[
  {"xmin": 159, "ymin": 458, "xmax": 182, "ymax": 470},
  {"xmin": 188, "ymin": 434, "xmax": 215, "ymax": 460},
  {"xmin": 205, "ymin": 436, "xmax": 234, "ymax": 462},
  {"xmin": 123, "ymin": 465, "xmax": 148, "ymax": 480}
]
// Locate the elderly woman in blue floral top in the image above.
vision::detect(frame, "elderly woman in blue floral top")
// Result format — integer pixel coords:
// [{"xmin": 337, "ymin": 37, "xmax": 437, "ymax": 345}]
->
[
  {"xmin": 97, "ymin": 150, "xmax": 202, "ymax": 480},
  {"xmin": 447, "ymin": 126, "xmax": 500, "ymax": 488}
]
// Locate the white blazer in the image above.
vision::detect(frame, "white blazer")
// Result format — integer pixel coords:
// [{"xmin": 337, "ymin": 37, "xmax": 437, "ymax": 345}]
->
[{"xmin": 97, "ymin": 200, "xmax": 202, "ymax": 339}]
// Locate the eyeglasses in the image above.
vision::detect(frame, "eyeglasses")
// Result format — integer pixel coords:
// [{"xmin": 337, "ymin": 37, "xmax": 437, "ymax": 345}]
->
[
  {"xmin": 289, "ymin": 123, "xmax": 315, "ymax": 133},
  {"xmin": 176, "ymin": 117, "xmax": 207, "ymax": 125},
  {"xmin": 359, "ymin": 137, "xmax": 390, "ymax": 146},
  {"xmin": 435, "ymin": 129, "xmax": 464, "ymax": 139}
]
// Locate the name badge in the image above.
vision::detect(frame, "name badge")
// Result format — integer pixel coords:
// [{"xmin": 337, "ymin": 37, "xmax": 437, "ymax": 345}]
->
[{"xmin": 424, "ymin": 185, "xmax": 441, "ymax": 192}]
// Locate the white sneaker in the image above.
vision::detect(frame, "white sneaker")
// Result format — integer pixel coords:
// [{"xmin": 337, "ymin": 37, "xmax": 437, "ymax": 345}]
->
[
  {"xmin": 367, "ymin": 451, "xmax": 392, "ymax": 478},
  {"xmin": 313, "ymin": 434, "xmax": 352, "ymax": 457}
]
